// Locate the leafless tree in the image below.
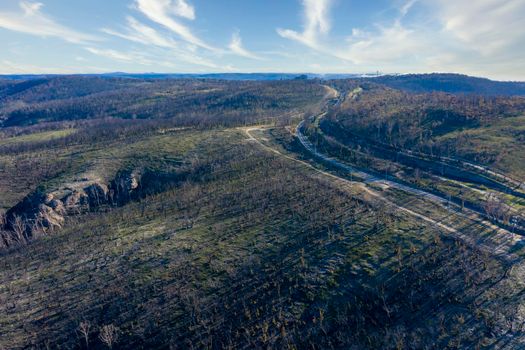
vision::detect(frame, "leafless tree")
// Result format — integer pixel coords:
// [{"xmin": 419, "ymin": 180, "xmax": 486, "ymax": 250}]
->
[
  {"xmin": 0, "ymin": 211, "xmax": 7, "ymax": 248},
  {"xmin": 379, "ymin": 286, "xmax": 391, "ymax": 319},
  {"xmin": 414, "ymin": 168, "xmax": 421, "ymax": 183},
  {"xmin": 0, "ymin": 209, "xmax": 6, "ymax": 228},
  {"xmin": 78, "ymin": 321, "xmax": 91, "ymax": 349},
  {"xmin": 99, "ymin": 324, "xmax": 119, "ymax": 349},
  {"xmin": 11, "ymin": 215, "xmax": 27, "ymax": 244},
  {"xmin": 31, "ymin": 217, "xmax": 45, "ymax": 239},
  {"xmin": 483, "ymin": 193, "xmax": 508, "ymax": 222}
]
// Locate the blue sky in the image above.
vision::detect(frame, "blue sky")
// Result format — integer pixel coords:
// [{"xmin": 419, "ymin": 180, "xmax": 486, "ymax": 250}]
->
[{"xmin": 0, "ymin": 0, "xmax": 524, "ymax": 80}]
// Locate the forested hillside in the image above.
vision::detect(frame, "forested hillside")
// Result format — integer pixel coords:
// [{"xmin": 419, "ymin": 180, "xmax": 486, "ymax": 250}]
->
[
  {"xmin": 369, "ymin": 73, "xmax": 525, "ymax": 96},
  {"xmin": 324, "ymin": 83, "xmax": 525, "ymax": 177},
  {"xmin": 2, "ymin": 75, "xmax": 525, "ymax": 349},
  {"xmin": 0, "ymin": 77, "xmax": 325, "ymax": 127}
]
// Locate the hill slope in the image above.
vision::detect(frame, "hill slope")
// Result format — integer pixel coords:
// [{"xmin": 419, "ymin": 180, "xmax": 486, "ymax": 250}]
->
[
  {"xmin": 0, "ymin": 77, "xmax": 325, "ymax": 127},
  {"xmin": 1, "ymin": 76, "xmax": 525, "ymax": 349},
  {"xmin": 369, "ymin": 73, "xmax": 525, "ymax": 96},
  {"xmin": 2, "ymin": 124, "xmax": 525, "ymax": 349}
]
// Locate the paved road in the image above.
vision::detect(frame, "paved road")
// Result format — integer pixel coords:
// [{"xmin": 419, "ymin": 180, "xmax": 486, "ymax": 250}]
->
[
  {"xmin": 245, "ymin": 126, "xmax": 453, "ymax": 231},
  {"xmin": 296, "ymin": 95, "xmax": 525, "ymax": 236},
  {"xmin": 243, "ymin": 87, "xmax": 524, "ymax": 260},
  {"xmin": 296, "ymin": 119, "xmax": 451, "ymax": 206},
  {"xmin": 244, "ymin": 125, "xmax": 522, "ymax": 261},
  {"xmin": 299, "ymin": 87, "xmax": 524, "ymax": 231}
]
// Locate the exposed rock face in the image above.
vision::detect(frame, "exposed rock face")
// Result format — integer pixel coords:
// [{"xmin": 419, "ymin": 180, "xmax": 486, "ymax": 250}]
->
[
  {"xmin": 48, "ymin": 199, "xmax": 66, "ymax": 216},
  {"xmin": 3, "ymin": 169, "xmax": 144, "ymax": 247},
  {"xmin": 127, "ymin": 172, "xmax": 140, "ymax": 192},
  {"xmin": 39, "ymin": 194, "xmax": 66, "ymax": 229},
  {"xmin": 85, "ymin": 183, "xmax": 109, "ymax": 206},
  {"xmin": 64, "ymin": 189, "xmax": 90, "ymax": 214},
  {"xmin": 115, "ymin": 171, "xmax": 140, "ymax": 193},
  {"xmin": 112, "ymin": 170, "xmax": 142, "ymax": 204},
  {"xmin": 5, "ymin": 193, "xmax": 65, "ymax": 235},
  {"xmin": 44, "ymin": 193, "xmax": 54, "ymax": 203},
  {"xmin": 36, "ymin": 203, "xmax": 65, "ymax": 229}
]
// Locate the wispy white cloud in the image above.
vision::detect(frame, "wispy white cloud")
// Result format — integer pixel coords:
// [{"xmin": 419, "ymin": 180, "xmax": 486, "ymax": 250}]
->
[
  {"xmin": 228, "ymin": 31, "xmax": 261, "ymax": 60},
  {"xmin": 274, "ymin": 0, "xmax": 525, "ymax": 79},
  {"xmin": 433, "ymin": 0, "xmax": 525, "ymax": 55},
  {"xmin": 277, "ymin": 0, "xmax": 426, "ymax": 66},
  {"xmin": 101, "ymin": 16, "xmax": 220, "ymax": 69},
  {"xmin": 134, "ymin": 0, "xmax": 214, "ymax": 51},
  {"xmin": 336, "ymin": 21, "xmax": 429, "ymax": 65},
  {"xmin": 85, "ymin": 47, "xmax": 137, "ymax": 62},
  {"xmin": 0, "ymin": 1, "xmax": 98, "ymax": 44},
  {"xmin": 1, "ymin": 0, "xmax": 523, "ymax": 79},
  {"xmin": 172, "ymin": 0, "xmax": 195, "ymax": 20},
  {"xmin": 84, "ymin": 43, "xmax": 225, "ymax": 70},
  {"xmin": 102, "ymin": 16, "xmax": 178, "ymax": 49},
  {"xmin": 277, "ymin": 0, "xmax": 332, "ymax": 49},
  {"xmin": 400, "ymin": 0, "xmax": 418, "ymax": 16}
]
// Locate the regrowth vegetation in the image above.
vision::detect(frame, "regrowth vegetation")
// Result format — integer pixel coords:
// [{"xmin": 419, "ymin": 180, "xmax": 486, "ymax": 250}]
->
[{"xmin": 1, "ymin": 74, "xmax": 525, "ymax": 349}]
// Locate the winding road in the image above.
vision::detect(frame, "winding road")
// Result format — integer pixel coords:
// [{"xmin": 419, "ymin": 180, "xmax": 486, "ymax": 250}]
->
[
  {"xmin": 244, "ymin": 125, "xmax": 522, "ymax": 260},
  {"xmin": 242, "ymin": 87, "xmax": 525, "ymax": 259},
  {"xmin": 298, "ymin": 87, "xmax": 524, "ymax": 232},
  {"xmin": 296, "ymin": 119, "xmax": 451, "ymax": 206}
]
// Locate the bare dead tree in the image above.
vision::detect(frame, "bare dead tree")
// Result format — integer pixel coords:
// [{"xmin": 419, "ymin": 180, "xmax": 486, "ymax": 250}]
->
[
  {"xmin": 99, "ymin": 324, "xmax": 119, "ymax": 349},
  {"xmin": 379, "ymin": 285, "xmax": 391, "ymax": 319},
  {"xmin": 0, "ymin": 209, "xmax": 6, "ymax": 228},
  {"xmin": 31, "ymin": 217, "xmax": 46, "ymax": 239},
  {"xmin": 11, "ymin": 215, "xmax": 27, "ymax": 245},
  {"xmin": 78, "ymin": 321, "xmax": 91, "ymax": 349},
  {"xmin": 0, "ymin": 210, "xmax": 7, "ymax": 248}
]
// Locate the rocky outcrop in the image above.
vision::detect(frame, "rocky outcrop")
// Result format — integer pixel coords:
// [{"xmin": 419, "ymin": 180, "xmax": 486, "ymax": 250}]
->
[
  {"xmin": 64, "ymin": 189, "xmax": 90, "ymax": 214},
  {"xmin": 85, "ymin": 183, "xmax": 109, "ymax": 206},
  {"xmin": 127, "ymin": 171, "xmax": 140, "ymax": 191},
  {"xmin": 2, "ymin": 169, "xmax": 145, "ymax": 247},
  {"xmin": 5, "ymin": 193, "xmax": 65, "ymax": 236},
  {"xmin": 48, "ymin": 198, "xmax": 66, "ymax": 216},
  {"xmin": 111, "ymin": 170, "xmax": 142, "ymax": 204},
  {"xmin": 116, "ymin": 170, "xmax": 140, "ymax": 192},
  {"xmin": 36, "ymin": 203, "xmax": 65, "ymax": 229}
]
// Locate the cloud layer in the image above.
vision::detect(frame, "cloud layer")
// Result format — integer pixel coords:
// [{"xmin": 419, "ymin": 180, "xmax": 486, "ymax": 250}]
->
[
  {"xmin": 276, "ymin": 0, "xmax": 525, "ymax": 79},
  {"xmin": 0, "ymin": 1, "xmax": 98, "ymax": 43},
  {"xmin": 134, "ymin": 0, "xmax": 213, "ymax": 51},
  {"xmin": 277, "ymin": 0, "xmax": 332, "ymax": 49},
  {"xmin": 0, "ymin": 0, "xmax": 524, "ymax": 79}
]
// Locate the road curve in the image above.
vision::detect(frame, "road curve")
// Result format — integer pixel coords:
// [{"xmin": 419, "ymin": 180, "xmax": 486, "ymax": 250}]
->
[
  {"xmin": 295, "ymin": 117, "xmax": 525, "ymax": 237},
  {"xmin": 296, "ymin": 120, "xmax": 451, "ymax": 206},
  {"xmin": 244, "ymin": 125, "xmax": 522, "ymax": 260}
]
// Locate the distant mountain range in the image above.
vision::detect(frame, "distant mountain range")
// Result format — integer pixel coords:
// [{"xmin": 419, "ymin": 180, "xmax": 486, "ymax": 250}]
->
[
  {"xmin": 369, "ymin": 73, "xmax": 525, "ymax": 96},
  {"xmin": 1, "ymin": 73, "xmax": 524, "ymax": 96},
  {"xmin": 0, "ymin": 72, "xmax": 368, "ymax": 81}
]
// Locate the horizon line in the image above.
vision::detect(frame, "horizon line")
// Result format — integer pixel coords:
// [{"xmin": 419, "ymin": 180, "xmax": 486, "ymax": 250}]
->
[{"xmin": 1, "ymin": 72, "xmax": 524, "ymax": 83}]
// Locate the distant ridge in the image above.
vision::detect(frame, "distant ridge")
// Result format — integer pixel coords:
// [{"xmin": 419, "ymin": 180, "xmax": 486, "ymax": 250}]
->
[
  {"xmin": 1, "ymin": 73, "xmax": 524, "ymax": 96},
  {"xmin": 368, "ymin": 73, "xmax": 525, "ymax": 96},
  {"xmin": 0, "ymin": 72, "xmax": 369, "ymax": 81}
]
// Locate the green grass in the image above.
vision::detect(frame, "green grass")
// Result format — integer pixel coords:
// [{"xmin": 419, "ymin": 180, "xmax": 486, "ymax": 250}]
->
[
  {"xmin": 435, "ymin": 115, "xmax": 525, "ymax": 179},
  {"xmin": 310, "ymin": 117, "xmax": 525, "ymax": 230},
  {"xmin": 2, "ymin": 118, "xmax": 525, "ymax": 349},
  {"xmin": 0, "ymin": 129, "xmax": 76, "ymax": 146}
]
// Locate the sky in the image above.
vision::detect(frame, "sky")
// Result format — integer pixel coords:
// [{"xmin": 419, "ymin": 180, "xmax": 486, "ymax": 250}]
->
[{"xmin": 0, "ymin": 0, "xmax": 524, "ymax": 80}]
